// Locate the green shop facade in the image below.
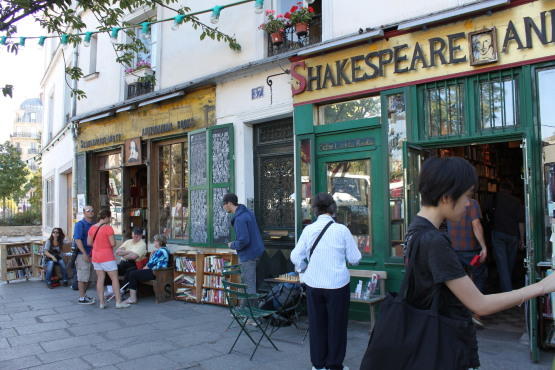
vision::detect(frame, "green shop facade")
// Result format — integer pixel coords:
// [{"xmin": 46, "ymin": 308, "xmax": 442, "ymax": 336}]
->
[{"xmin": 290, "ymin": 1, "xmax": 555, "ymax": 359}]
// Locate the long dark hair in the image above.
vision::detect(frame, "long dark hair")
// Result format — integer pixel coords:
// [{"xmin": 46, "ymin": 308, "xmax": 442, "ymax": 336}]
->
[{"xmin": 49, "ymin": 227, "xmax": 65, "ymax": 246}]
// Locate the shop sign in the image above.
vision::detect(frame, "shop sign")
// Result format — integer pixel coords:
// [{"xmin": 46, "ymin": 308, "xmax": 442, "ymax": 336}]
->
[
  {"xmin": 80, "ymin": 134, "xmax": 123, "ymax": 149},
  {"xmin": 319, "ymin": 137, "xmax": 375, "ymax": 151},
  {"xmin": 77, "ymin": 87, "xmax": 215, "ymax": 152},
  {"xmin": 291, "ymin": 3, "xmax": 555, "ymax": 103}
]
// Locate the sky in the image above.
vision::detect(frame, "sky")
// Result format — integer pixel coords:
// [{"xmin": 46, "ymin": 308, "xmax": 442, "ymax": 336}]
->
[{"xmin": 0, "ymin": 18, "xmax": 45, "ymax": 143}]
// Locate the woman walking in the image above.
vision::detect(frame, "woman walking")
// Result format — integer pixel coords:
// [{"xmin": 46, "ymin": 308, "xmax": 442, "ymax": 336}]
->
[
  {"xmin": 291, "ymin": 192, "xmax": 362, "ymax": 370},
  {"xmin": 361, "ymin": 157, "xmax": 555, "ymax": 369},
  {"xmin": 44, "ymin": 227, "xmax": 69, "ymax": 288},
  {"xmin": 87, "ymin": 209, "xmax": 129, "ymax": 309},
  {"xmin": 124, "ymin": 234, "xmax": 170, "ymax": 305}
]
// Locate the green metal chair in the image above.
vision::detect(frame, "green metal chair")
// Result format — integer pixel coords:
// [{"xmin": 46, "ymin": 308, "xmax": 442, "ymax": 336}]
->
[
  {"xmin": 222, "ymin": 264, "xmax": 242, "ymax": 330},
  {"xmin": 222, "ymin": 279, "xmax": 279, "ymax": 360}
]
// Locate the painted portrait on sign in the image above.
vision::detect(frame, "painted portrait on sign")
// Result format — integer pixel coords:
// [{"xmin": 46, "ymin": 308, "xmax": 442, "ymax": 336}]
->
[
  {"xmin": 469, "ymin": 28, "xmax": 498, "ymax": 66},
  {"xmin": 125, "ymin": 138, "xmax": 142, "ymax": 166}
]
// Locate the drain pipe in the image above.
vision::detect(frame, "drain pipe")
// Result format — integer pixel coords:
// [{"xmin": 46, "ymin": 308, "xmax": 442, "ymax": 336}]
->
[{"xmin": 71, "ymin": 45, "xmax": 79, "ymax": 228}]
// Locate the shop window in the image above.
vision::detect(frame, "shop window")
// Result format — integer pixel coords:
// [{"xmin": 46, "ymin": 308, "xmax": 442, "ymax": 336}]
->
[
  {"xmin": 387, "ymin": 93, "xmax": 407, "ymax": 258},
  {"xmin": 300, "ymin": 138, "xmax": 312, "ymax": 228},
  {"xmin": 98, "ymin": 152, "xmax": 123, "ymax": 235},
  {"xmin": 318, "ymin": 95, "xmax": 381, "ymax": 125},
  {"xmin": 189, "ymin": 125, "xmax": 234, "ymax": 246},
  {"xmin": 158, "ymin": 142, "xmax": 188, "ymax": 240},
  {"xmin": 45, "ymin": 177, "xmax": 54, "ymax": 228},
  {"xmin": 478, "ymin": 75, "xmax": 518, "ymax": 130},
  {"xmin": 538, "ymin": 67, "xmax": 555, "ymax": 262},
  {"xmin": 424, "ymin": 82, "xmax": 464, "ymax": 137}
]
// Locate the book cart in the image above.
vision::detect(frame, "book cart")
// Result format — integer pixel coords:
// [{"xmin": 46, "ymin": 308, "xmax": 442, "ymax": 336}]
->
[
  {"xmin": 173, "ymin": 250, "xmax": 238, "ymax": 306},
  {"xmin": 0, "ymin": 240, "xmax": 43, "ymax": 282}
]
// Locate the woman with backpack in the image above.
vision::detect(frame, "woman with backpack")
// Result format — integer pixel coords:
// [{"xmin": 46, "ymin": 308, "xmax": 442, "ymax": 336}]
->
[
  {"xmin": 87, "ymin": 208, "xmax": 129, "ymax": 309},
  {"xmin": 361, "ymin": 157, "xmax": 555, "ymax": 369},
  {"xmin": 291, "ymin": 192, "xmax": 362, "ymax": 370}
]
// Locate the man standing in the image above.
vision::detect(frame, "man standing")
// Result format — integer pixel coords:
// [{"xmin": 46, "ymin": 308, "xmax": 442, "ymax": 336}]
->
[
  {"xmin": 73, "ymin": 205, "xmax": 96, "ymax": 304},
  {"xmin": 447, "ymin": 197, "xmax": 488, "ymax": 327},
  {"xmin": 222, "ymin": 193, "xmax": 264, "ymax": 300},
  {"xmin": 490, "ymin": 181, "xmax": 525, "ymax": 293}
]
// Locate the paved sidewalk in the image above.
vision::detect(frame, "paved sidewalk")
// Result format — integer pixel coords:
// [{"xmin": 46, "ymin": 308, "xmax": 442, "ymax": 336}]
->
[{"xmin": 0, "ymin": 280, "xmax": 553, "ymax": 369}]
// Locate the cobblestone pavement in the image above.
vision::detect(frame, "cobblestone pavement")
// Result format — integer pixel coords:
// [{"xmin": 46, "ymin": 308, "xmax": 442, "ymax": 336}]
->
[{"xmin": 0, "ymin": 280, "xmax": 553, "ymax": 369}]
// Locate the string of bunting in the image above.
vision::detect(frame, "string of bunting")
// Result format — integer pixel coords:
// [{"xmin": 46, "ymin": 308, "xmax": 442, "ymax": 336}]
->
[{"xmin": 0, "ymin": 0, "xmax": 265, "ymax": 47}]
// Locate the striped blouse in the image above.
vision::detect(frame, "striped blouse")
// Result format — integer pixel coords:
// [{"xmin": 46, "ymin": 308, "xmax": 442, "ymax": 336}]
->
[{"xmin": 291, "ymin": 214, "xmax": 362, "ymax": 289}]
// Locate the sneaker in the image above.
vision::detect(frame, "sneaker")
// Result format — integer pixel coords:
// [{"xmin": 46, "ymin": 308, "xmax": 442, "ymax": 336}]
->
[
  {"xmin": 472, "ymin": 315, "xmax": 485, "ymax": 328},
  {"xmin": 246, "ymin": 319, "xmax": 258, "ymax": 327},
  {"xmin": 78, "ymin": 297, "xmax": 95, "ymax": 305},
  {"xmin": 62, "ymin": 281, "xmax": 68, "ymax": 287},
  {"xmin": 99, "ymin": 303, "xmax": 106, "ymax": 309},
  {"xmin": 115, "ymin": 302, "xmax": 130, "ymax": 309},
  {"xmin": 46, "ymin": 283, "xmax": 53, "ymax": 289}
]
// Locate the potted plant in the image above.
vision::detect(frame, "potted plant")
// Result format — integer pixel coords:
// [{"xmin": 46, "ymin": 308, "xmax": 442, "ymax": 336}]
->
[
  {"xmin": 285, "ymin": 2, "xmax": 315, "ymax": 36},
  {"xmin": 259, "ymin": 10, "xmax": 288, "ymax": 45},
  {"xmin": 125, "ymin": 60, "xmax": 154, "ymax": 85}
]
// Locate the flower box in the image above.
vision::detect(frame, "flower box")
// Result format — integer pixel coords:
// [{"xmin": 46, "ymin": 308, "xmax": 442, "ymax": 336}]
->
[{"xmin": 125, "ymin": 67, "xmax": 154, "ymax": 85}]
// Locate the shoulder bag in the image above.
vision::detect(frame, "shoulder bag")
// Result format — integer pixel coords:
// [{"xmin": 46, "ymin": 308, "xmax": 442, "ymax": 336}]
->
[
  {"xmin": 299, "ymin": 220, "xmax": 333, "ymax": 273},
  {"xmin": 359, "ymin": 230, "xmax": 476, "ymax": 370}
]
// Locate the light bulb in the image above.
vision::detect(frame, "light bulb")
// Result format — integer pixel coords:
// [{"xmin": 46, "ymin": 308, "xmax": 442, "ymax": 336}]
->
[
  {"xmin": 141, "ymin": 22, "xmax": 151, "ymax": 40},
  {"xmin": 172, "ymin": 15, "xmax": 186, "ymax": 31},
  {"xmin": 83, "ymin": 32, "xmax": 93, "ymax": 47},
  {"xmin": 38, "ymin": 36, "xmax": 46, "ymax": 46},
  {"xmin": 211, "ymin": 6, "xmax": 223, "ymax": 24},
  {"xmin": 254, "ymin": 0, "xmax": 264, "ymax": 13}
]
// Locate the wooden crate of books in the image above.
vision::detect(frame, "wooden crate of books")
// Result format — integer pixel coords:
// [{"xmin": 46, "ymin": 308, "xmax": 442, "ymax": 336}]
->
[
  {"xmin": 174, "ymin": 251, "xmax": 202, "ymax": 302},
  {"xmin": 0, "ymin": 241, "xmax": 40, "ymax": 282},
  {"xmin": 201, "ymin": 252, "xmax": 238, "ymax": 306}
]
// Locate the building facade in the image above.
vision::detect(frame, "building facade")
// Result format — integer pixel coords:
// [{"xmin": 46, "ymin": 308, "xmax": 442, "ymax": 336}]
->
[
  {"xmin": 40, "ymin": 0, "xmax": 554, "ymax": 360},
  {"xmin": 10, "ymin": 98, "xmax": 42, "ymax": 171}
]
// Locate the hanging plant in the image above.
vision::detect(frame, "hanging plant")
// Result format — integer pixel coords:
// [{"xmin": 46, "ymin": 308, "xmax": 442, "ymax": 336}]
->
[
  {"xmin": 284, "ymin": 2, "xmax": 315, "ymax": 36},
  {"xmin": 259, "ymin": 10, "xmax": 287, "ymax": 45}
]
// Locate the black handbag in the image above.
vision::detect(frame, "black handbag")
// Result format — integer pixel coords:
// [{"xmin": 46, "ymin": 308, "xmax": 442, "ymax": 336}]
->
[{"xmin": 360, "ymin": 230, "xmax": 476, "ymax": 370}]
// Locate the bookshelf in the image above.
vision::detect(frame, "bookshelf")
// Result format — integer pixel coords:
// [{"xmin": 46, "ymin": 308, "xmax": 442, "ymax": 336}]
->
[
  {"xmin": 173, "ymin": 250, "xmax": 238, "ymax": 306},
  {"xmin": 0, "ymin": 241, "xmax": 43, "ymax": 282}
]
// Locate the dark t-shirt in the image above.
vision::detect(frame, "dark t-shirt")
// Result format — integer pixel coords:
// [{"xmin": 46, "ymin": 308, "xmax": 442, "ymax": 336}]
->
[
  {"xmin": 405, "ymin": 216, "xmax": 470, "ymax": 320},
  {"xmin": 492, "ymin": 191, "xmax": 524, "ymax": 236}
]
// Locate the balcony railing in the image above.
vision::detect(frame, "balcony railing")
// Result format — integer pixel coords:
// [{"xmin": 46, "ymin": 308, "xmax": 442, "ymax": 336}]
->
[
  {"xmin": 267, "ymin": 15, "xmax": 322, "ymax": 57},
  {"xmin": 10, "ymin": 132, "xmax": 41, "ymax": 139},
  {"xmin": 127, "ymin": 81, "xmax": 154, "ymax": 99}
]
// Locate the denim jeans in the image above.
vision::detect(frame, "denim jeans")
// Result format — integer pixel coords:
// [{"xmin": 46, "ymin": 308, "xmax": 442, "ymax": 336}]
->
[
  {"xmin": 45, "ymin": 259, "xmax": 68, "ymax": 284},
  {"xmin": 491, "ymin": 231, "xmax": 519, "ymax": 292},
  {"xmin": 240, "ymin": 258, "xmax": 258, "ymax": 306},
  {"xmin": 456, "ymin": 250, "xmax": 487, "ymax": 293}
]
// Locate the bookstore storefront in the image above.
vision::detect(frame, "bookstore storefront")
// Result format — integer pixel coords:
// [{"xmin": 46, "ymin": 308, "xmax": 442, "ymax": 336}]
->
[
  {"xmin": 75, "ymin": 86, "xmax": 235, "ymax": 248},
  {"xmin": 291, "ymin": 1, "xmax": 555, "ymax": 359}
]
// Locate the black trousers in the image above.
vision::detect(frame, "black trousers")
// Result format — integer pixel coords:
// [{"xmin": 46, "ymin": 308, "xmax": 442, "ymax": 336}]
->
[
  {"xmin": 306, "ymin": 283, "xmax": 350, "ymax": 370},
  {"xmin": 104, "ymin": 260, "xmax": 137, "ymax": 286},
  {"xmin": 127, "ymin": 269, "xmax": 155, "ymax": 290}
]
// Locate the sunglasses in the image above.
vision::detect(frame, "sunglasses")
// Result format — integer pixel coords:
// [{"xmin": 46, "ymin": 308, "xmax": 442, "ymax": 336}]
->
[
  {"xmin": 52, "ymin": 231, "xmax": 60, "ymax": 234},
  {"xmin": 84, "ymin": 209, "xmax": 94, "ymax": 212}
]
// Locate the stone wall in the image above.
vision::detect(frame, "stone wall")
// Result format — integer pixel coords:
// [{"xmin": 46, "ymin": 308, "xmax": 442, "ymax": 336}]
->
[{"xmin": 0, "ymin": 225, "xmax": 42, "ymax": 237}]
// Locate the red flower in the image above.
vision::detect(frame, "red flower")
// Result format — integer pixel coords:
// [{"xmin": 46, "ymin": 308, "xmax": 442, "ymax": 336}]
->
[
  {"xmin": 308, "ymin": 6, "xmax": 314, "ymax": 13},
  {"xmin": 284, "ymin": 12, "xmax": 291, "ymax": 19},
  {"xmin": 290, "ymin": 5, "xmax": 298, "ymax": 13}
]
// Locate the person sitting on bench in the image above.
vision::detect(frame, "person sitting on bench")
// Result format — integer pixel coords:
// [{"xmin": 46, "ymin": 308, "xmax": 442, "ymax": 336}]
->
[
  {"xmin": 124, "ymin": 234, "xmax": 169, "ymax": 304},
  {"xmin": 44, "ymin": 228, "xmax": 69, "ymax": 288},
  {"xmin": 105, "ymin": 227, "xmax": 147, "ymax": 296}
]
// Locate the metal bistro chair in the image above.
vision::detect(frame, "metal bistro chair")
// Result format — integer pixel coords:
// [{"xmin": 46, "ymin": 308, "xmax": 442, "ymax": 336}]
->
[
  {"xmin": 222, "ymin": 279, "xmax": 279, "ymax": 360},
  {"xmin": 222, "ymin": 264, "xmax": 242, "ymax": 330}
]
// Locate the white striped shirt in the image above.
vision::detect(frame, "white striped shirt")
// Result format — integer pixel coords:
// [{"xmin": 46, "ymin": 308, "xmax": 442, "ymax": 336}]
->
[{"xmin": 291, "ymin": 214, "xmax": 362, "ymax": 289}]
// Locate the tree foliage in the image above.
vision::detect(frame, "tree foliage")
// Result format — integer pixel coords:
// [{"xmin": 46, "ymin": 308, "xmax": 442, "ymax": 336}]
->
[
  {"xmin": 26, "ymin": 170, "xmax": 42, "ymax": 211},
  {"xmin": 1, "ymin": 0, "xmax": 242, "ymax": 99},
  {"xmin": 0, "ymin": 142, "xmax": 29, "ymax": 217}
]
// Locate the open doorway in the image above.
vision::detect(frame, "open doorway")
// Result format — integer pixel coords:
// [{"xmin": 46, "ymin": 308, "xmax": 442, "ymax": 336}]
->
[{"xmin": 434, "ymin": 141, "xmax": 526, "ymax": 334}]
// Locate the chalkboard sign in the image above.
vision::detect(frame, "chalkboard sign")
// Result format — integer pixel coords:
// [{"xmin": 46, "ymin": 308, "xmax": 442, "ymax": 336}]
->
[
  {"xmin": 190, "ymin": 189, "xmax": 208, "ymax": 243},
  {"xmin": 213, "ymin": 187, "xmax": 231, "ymax": 244},
  {"xmin": 76, "ymin": 153, "xmax": 87, "ymax": 196},
  {"xmin": 190, "ymin": 132, "xmax": 207, "ymax": 187},
  {"xmin": 212, "ymin": 128, "xmax": 230, "ymax": 184}
]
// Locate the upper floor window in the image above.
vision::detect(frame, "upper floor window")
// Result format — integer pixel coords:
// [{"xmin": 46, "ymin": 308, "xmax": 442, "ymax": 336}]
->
[
  {"xmin": 267, "ymin": 0, "xmax": 321, "ymax": 57},
  {"xmin": 125, "ymin": 16, "xmax": 157, "ymax": 99}
]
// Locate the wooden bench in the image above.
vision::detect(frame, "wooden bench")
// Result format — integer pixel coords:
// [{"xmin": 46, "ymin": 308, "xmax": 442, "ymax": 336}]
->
[
  {"xmin": 349, "ymin": 269, "xmax": 388, "ymax": 334},
  {"xmin": 136, "ymin": 267, "xmax": 175, "ymax": 303}
]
